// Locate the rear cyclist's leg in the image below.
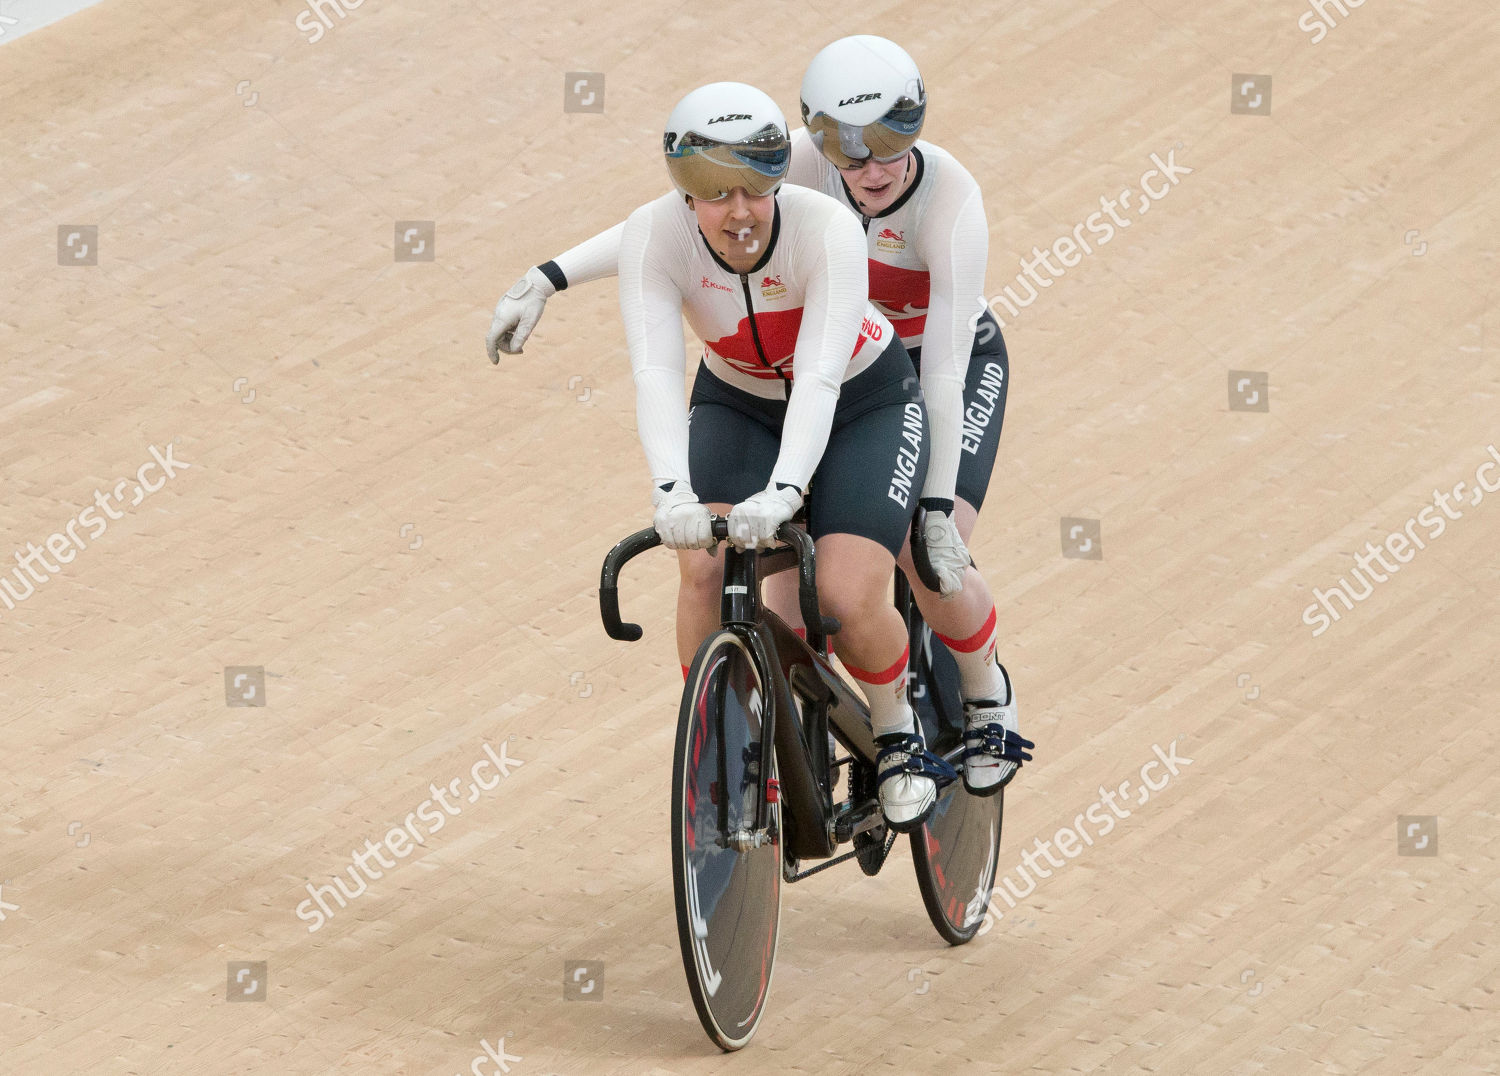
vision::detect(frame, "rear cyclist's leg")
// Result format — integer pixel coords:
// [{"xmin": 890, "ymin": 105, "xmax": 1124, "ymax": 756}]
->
[
  {"xmin": 900, "ymin": 497, "xmax": 997, "ymax": 686},
  {"xmin": 898, "ymin": 499, "xmax": 1031, "ymax": 793},
  {"xmin": 898, "ymin": 499, "xmax": 1000, "ymax": 699},
  {"xmin": 897, "ymin": 322, "xmax": 1031, "ymax": 792}
]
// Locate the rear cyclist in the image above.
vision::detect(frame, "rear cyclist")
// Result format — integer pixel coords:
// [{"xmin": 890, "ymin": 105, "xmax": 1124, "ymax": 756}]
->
[
  {"xmin": 794, "ymin": 36, "xmax": 1031, "ymax": 793},
  {"xmin": 491, "ymin": 43, "xmax": 1033, "ymax": 795},
  {"xmin": 608, "ymin": 82, "xmax": 954, "ymax": 831}
]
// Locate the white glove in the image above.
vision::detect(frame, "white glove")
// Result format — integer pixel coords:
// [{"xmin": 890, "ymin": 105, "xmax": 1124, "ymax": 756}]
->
[
  {"xmin": 728, "ymin": 484, "xmax": 803, "ymax": 550},
  {"xmin": 486, "ymin": 266, "xmax": 556, "ymax": 362},
  {"xmin": 652, "ymin": 481, "xmax": 715, "ymax": 550},
  {"xmin": 920, "ymin": 501, "xmax": 971, "ymax": 599}
]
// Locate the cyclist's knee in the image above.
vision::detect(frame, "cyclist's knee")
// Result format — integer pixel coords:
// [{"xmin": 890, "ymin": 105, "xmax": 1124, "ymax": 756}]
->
[
  {"xmin": 819, "ymin": 585, "xmax": 881, "ymax": 641},
  {"xmin": 897, "ymin": 499, "xmax": 981, "ymax": 586},
  {"xmin": 816, "ymin": 543, "xmax": 894, "ymax": 626}
]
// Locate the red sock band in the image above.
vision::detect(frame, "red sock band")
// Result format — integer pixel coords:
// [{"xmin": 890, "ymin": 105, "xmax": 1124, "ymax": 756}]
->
[
  {"xmin": 681, "ymin": 664, "xmax": 690, "ymax": 681},
  {"xmin": 936, "ymin": 607, "xmax": 997, "ymax": 654},
  {"xmin": 844, "ymin": 647, "xmax": 909, "ymax": 686}
]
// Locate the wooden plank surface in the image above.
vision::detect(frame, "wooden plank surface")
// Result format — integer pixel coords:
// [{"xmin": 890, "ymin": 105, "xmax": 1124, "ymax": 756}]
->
[{"xmin": 1, "ymin": 1, "xmax": 1496, "ymax": 1072}]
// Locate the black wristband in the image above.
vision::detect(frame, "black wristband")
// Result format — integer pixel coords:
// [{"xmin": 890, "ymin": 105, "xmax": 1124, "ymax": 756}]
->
[{"xmin": 536, "ymin": 260, "xmax": 568, "ymax": 293}]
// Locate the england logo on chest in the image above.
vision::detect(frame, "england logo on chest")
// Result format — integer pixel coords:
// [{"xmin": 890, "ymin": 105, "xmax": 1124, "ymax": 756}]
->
[
  {"xmin": 875, "ymin": 226, "xmax": 906, "ymax": 254},
  {"xmin": 759, "ymin": 273, "xmax": 788, "ymax": 301}
]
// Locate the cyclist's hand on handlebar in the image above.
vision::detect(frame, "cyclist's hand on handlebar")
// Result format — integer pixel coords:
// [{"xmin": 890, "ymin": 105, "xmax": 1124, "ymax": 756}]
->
[
  {"xmin": 652, "ymin": 481, "xmax": 716, "ymax": 550},
  {"xmin": 920, "ymin": 498, "xmax": 971, "ymax": 599},
  {"xmin": 486, "ymin": 267, "xmax": 556, "ymax": 362},
  {"xmin": 729, "ymin": 483, "xmax": 802, "ymax": 550}
]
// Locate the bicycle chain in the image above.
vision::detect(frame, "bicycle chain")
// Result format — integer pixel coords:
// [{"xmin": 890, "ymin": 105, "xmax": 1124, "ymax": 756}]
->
[{"xmin": 787, "ymin": 827, "xmax": 897, "ymax": 883}]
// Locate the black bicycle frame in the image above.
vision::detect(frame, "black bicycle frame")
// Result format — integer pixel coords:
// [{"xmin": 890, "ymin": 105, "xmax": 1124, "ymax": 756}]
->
[
  {"xmin": 715, "ymin": 543, "xmax": 880, "ymax": 860},
  {"xmin": 599, "ymin": 510, "xmax": 947, "ymax": 863}
]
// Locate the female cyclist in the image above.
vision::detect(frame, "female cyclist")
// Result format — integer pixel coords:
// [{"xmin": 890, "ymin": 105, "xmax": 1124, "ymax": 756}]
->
[
  {"xmin": 491, "ymin": 44, "xmax": 1033, "ymax": 796},
  {"xmin": 793, "ymin": 36, "xmax": 1031, "ymax": 794},
  {"xmin": 600, "ymin": 81, "xmax": 954, "ymax": 831}
]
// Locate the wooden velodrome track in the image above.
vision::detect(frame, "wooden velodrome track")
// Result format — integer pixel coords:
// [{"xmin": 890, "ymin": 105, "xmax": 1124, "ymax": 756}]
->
[{"xmin": 2, "ymin": 0, "xmax": 1496, "ymax": 1072}]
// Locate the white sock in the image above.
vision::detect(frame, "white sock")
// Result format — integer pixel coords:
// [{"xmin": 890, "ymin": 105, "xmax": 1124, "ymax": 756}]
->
[
  {"xmin": 936, "ymin": 607, "xmax": 1007, "ymax": 702},
  {"xmin": 843, "ymin": 646, "xmax": 917, "ymax": 739},
  {"xmin": 871, "ymin": 702, "xmax": 918, "ymax": 741}
]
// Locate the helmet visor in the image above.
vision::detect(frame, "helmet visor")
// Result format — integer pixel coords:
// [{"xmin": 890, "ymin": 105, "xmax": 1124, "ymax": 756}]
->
[
  {"xmin": 804, "ymin": 95, "xmax": 926, "ymax": 170},
  {"xmin": 666, "ymin": 123, "xmax": 790, "ymax": 201}
]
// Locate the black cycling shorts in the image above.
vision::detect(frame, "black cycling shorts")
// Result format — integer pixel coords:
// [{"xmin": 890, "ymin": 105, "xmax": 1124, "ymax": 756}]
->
[
  {"xmin": 687, "ymin": 337, "xmax": 928, "ymax": 557},
  {"xmin": 906, "ymin": 309, "xmax": 1008, "ymax": 512}
]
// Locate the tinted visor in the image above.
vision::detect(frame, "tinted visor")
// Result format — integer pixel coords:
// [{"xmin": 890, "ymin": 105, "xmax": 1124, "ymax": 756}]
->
[
  {"xmin": 803, "ymin": 95, "xmax": 926, "ymax": 169},
  {"xmin": 666, "ymin": 123, "xmax": 790, "ymax": 201}
]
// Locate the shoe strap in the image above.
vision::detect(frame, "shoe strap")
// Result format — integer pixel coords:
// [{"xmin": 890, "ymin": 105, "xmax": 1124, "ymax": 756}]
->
[
  {"xmin": 963, "ymin": 724, "xmax": 1035, "ymax": 764},
  {"xmin": 877, "ymin": 736, "xmax": 958, "ymax": 785}
]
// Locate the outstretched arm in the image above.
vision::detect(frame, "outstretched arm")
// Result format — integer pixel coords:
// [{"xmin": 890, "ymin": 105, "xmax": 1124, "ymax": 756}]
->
[
  {"xmin": 485, "ymin": 222, "xmax": 626, "ymax": 361},
  {"xmin": 536, "ymin": 222, "xmax": 626, "ymax": 292}
]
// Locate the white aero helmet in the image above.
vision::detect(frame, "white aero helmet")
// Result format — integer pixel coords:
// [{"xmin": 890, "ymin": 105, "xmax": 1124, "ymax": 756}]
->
[
  {"xmin": 662, "ymin": 82, "xmax": 791, "ymax": 202},
  {"xmin": 800, "ymin": 35, "xmax": 926, "ymax": 169}
]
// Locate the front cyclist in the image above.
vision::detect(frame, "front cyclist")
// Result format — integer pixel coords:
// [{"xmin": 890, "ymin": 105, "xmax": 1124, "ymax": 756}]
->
[
  {"xmin": 492, "ymin": 47, "xmax": 1034, "ymax": 797},
  {"xmin": 610, "ymin": 82, "xmax": 954, "ymax": 831}
]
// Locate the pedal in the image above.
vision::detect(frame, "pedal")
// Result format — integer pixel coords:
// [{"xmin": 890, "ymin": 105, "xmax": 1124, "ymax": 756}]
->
[{"xmin": 853, "ymin": 826, "xmax": 895, "ymax": 877}]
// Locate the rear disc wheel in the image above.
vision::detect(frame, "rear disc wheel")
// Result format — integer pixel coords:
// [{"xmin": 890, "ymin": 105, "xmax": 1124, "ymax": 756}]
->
[
  {"xmin": 907, "ymin": 615, "xmax": 1003, "ymax": 944},
  {"xmin": 911, "ymin": 783, "xmax": 1003, "ymax": 944}
]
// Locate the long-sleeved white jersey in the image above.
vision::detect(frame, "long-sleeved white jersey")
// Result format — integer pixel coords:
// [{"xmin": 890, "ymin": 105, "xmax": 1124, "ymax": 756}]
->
[
  {"xmin": 618, "ymin": 184, "xmax": 895, "ymax": 496},
  {"xmin": 540, "ymin": 134, "xmax": 989, "ymax": 505}
]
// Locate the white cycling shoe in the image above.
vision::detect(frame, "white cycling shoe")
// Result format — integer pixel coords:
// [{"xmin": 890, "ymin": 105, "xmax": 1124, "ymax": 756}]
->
[{"xmin": 875, "ymin": 731, "xmax": 956, "ymax": 832}]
